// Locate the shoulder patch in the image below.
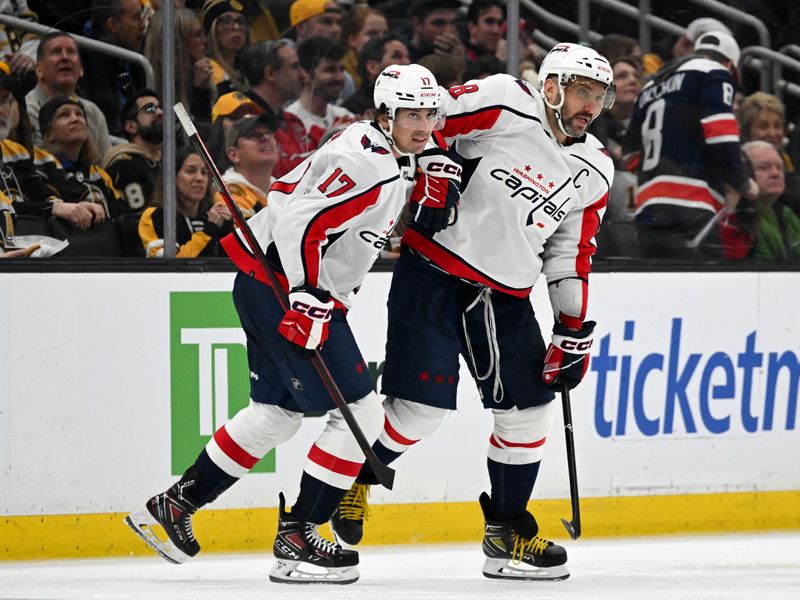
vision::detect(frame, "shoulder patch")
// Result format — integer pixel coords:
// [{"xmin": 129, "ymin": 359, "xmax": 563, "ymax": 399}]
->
[
  {"xmin": 515, "ymin": 79, "xmax": 534, "ymax": 97},
  {"xmin": 361, "ymin": 134, "xmax": 389, "ymax": 155}
]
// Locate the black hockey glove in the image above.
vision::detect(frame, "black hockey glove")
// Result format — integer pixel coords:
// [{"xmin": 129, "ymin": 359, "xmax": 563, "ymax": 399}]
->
[
  {"xmin": 542, "ymin": 321, "xmax": 595, "ymax": 389},
  {"xmin": 410, "ymin": 148, "xmax": 461, "ymax": 233}
]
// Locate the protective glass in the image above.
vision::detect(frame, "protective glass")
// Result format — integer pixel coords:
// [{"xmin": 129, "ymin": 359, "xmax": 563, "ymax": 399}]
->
[
  {"xmin": 565, "ymin": 77, "xmax": 616, "ymax": 109},
  {"xmin": 393, "ymin": 108, "xmax": 445, "ymax": 131}
]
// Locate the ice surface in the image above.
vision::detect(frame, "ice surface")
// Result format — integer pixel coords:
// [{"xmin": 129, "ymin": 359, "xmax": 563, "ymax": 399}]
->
[{"xmin": 1, "ymin": 533, "xmax": 798, "ymax": 599}]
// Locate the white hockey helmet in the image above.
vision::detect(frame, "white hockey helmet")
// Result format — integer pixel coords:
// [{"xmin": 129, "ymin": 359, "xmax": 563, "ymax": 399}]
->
[
  {"xmin": 373, "ymin": 64, "xmax": 443, "ymax": 120},
  {"xmin": 539, "ymin": 43, "xmax": 616, "ymax": 109}
]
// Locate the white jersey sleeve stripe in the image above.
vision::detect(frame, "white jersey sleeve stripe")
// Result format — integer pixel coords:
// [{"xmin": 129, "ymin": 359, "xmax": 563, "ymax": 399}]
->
[{"xmin": 300, "ymin": 177, "xmax": 397, "ymax": 287}]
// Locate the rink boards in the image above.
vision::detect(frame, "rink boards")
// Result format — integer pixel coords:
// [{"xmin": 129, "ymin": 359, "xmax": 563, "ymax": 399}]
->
[{"xmin": 1, "ymin": 270, "xmax": 799, "ymax": 559}]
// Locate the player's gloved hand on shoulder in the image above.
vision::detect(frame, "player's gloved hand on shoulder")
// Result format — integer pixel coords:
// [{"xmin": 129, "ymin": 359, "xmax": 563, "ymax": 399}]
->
[
  {"xmin": 277, "ymin": 286, "xmax": 335, "ymax": 358},
  {"xmin": 542, "ymin": 320, "xmax": 596, "ymax": 389},
  {"xmin": 410, "ymin": 148, "xmax": 461, "ymax": 233}
]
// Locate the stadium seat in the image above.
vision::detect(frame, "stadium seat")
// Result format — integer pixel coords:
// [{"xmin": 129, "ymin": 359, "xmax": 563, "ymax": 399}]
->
[
  {"xmin": 47, "ymin": 217, "xmax": 123, "ymax": 257},
  {"xmin": 9, "ymin": 215, "xmax": 48, "ymax": 237},
  {"xmin": 114, "ymin": 213, "xmax": 145, "ymax": 257}
]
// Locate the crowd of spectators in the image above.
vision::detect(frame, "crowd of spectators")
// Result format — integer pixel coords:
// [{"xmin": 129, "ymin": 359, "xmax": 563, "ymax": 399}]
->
[{"xmin": 0, "ymin": 0, "xmax": 797, "ymax": 264}]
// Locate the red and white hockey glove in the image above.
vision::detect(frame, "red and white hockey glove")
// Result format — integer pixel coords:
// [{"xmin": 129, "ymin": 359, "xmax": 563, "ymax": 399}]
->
[
  {"xmin": 410, "ymin": 148, "xmax": 461, "ymax": 233},
  {"xmin": 278, "ymin": 286, "xmax": 334, "ymax": 358},
  {"xmin": 542, "ymin": 321, "xmax": 596, "ymax": 389}
]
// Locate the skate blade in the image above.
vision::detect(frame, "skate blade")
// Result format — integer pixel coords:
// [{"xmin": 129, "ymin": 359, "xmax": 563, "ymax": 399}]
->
[
  {"xmin": 482, "ymin": 557, "xmax": 570, "ymax": 581},
  {"xmin": 269, "ymin": 558, "xmax": 359, "ymax": 585},
  {"xmin": 124, "ymin": 510, "xmax": 191, "ymax": 565}
]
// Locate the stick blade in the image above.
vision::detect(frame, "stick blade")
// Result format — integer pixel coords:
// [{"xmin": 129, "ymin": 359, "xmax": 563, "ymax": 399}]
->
[{"xmin": 561, "ymin": 517, "xmax": 580, "ymax": 540}]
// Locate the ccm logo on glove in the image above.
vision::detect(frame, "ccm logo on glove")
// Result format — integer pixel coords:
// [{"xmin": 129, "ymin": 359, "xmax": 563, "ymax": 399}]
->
[
  {"xmin": 278, "ymin": 287, "xmax": 335, "ymax": 357},
  {"xmin": 542, "ymin": 321, "xmax": 595, "ymax": 389},
  {"xmin": 559, "ymin": 339, "xmax": 592, "ymax": 352},
  {"xmin": 290, "ymin": 298, "xmax": 332, "ymax": 320},
  {"xmin": 410, "ymin": 148, "xmax": 462, "ymax": 233},
  {"xmin": 425, "ymin": 161, "xmax": 462, "ymax": 178}
]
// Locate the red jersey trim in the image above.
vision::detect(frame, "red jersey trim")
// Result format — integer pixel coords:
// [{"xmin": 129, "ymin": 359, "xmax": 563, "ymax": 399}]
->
[
  {"xmin": 575, "ymin": 191, "xmax": 608, "ymax": 280},
  {"xmin": 300, "ymin": 183, "xmax": 387, "ymax": 287},
  {"xmin": 489, "ymin": 434, "xmax": 546, "ymax": 449},
  {"xmin": 383, "ymin": 415, "xmax": 419, "ymax": 446},
  {"xmin": 441, "ymin": 108, "xmax": 503, "ymax": 138},
  {"xmin": 402, "ymin": 228, "xmax": 532, "ymax": 298},
  {"xmin": 307, "ymin": 443, "xmax": 363, "ymax": 477},
  {"xmin": 221, "ymin": 232, "xmax": 290, "ymax": 293},
  {"xmin": 221, "ymin": 232, "xmax": 347, "ymax": 311},
  {"xmin": 636, "ymin": 180, "xmax": 724, "ymax": 211},
  {"xmin": 214, "ymin": 425, "xmax": 259, "ymax": 469},
  {"xmin": 701, "ymin": 118, "xmax": 740, "ymax": 141},
  {"xmin": 270, "ymin": 163, "xmax": 311, "ymax": 195}
]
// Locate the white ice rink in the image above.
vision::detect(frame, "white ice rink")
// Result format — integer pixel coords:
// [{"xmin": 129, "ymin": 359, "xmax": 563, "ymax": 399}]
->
[{"xmin": 1, "ymin": 533, "xmax": 798, "ymax": 600}]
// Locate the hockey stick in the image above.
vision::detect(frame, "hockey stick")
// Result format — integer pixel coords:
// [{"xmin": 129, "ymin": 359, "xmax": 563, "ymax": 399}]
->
[
  {"xmin": 173, "ymin": 102, "xmax": 398, "ymax": 490},
  {"xmin": 560, "ymin": 382, "xmax": 581, "ymax": 539}
]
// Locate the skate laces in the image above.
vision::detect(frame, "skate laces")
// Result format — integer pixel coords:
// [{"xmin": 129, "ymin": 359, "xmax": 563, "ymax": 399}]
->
[
  {"xmin": 165, "ymin": 489, "xmax": 197, "ymax": 542},
  {"xmin": 304, "ymin": 523, "xmax": 341, "ymax": 555},
  {"xmin": 338, "ymin": 484, "xmax": 371, "ymax": 522},
  {"xmin": 511, "ymin": 533, "xmax": 550, "ymax": 563}
]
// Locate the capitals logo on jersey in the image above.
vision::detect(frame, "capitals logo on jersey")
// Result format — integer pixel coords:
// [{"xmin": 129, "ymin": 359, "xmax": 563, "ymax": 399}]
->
[
  {"xmin": 361, "ymin": 134, "xmax": 389, "ymax": 155},
  {"xmin": 489, "ymin": 165, "xmax": 572, "ymax": 227}
]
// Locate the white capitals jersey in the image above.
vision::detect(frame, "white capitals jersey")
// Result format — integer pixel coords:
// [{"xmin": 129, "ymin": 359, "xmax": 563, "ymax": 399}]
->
[
  {"xmin": 404, "ymin": 74, "xmax": 613, "ymax": 301},
  {"xmin": 223, "ymin": 121, "xmax": 415, "ymax": 307}
]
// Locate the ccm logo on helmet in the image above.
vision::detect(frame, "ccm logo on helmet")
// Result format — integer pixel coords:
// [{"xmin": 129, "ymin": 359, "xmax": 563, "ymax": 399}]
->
[
  {"xmin": 427, "ymin": 161, "xmax": 462, "ymax": 177},
  {"xmin": 383, "ymin": 70, "xmax": 400, "ymax": 79},
  {"xmin": 562, "ymin": 339, "xmax": 593, "ymax": 351},
  {"xmin": 290, "ymin": 300, "xmax": 332, "ymax": 320}
]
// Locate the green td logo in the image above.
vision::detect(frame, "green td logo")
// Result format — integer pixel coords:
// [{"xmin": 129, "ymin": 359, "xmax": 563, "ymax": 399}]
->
[{"xmin": 169, "ymin": 291, "xmax": 275, "ymax": 475}]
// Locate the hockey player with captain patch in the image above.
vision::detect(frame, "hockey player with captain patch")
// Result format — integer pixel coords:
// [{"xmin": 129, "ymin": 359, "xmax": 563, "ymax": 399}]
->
[
  {"xmin": 332, "ymin": 43, "xmax": 616, "ymax": 581},
  {"xmin": 124, "ymin": 63, "xmax": 460, "ymax": 585}
]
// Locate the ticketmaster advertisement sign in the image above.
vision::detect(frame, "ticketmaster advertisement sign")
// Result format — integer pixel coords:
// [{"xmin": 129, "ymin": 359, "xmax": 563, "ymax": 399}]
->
[{"xmin": 0, "ymin": 271, "xmax": 797, "ymax": 515}]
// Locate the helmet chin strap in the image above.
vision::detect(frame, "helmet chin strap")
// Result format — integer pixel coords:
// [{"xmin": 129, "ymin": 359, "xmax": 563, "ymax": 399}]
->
[
  {"xmin": 543, "ymin": 81, "xmax": 599, "ymax": 139},
  {"xmin": 542, "ymin": 82, "xmax": 573, "ymax": 138},
  {"xmin": 379, "ymin": 112, "xmax": 414, "ymax": 157}
]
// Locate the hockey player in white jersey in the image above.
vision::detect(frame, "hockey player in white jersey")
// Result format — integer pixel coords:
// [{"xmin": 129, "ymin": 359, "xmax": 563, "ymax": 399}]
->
[
  {"xmin": 125, "ymin": 64, "xmax": 460, "ymax": 585},
  {"xmin": 332, "ymin": 43, "xmax": 616, "ymax": 581}
]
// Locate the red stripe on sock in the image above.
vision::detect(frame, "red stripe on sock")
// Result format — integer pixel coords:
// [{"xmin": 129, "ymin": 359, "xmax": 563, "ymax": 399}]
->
[
  {"xmin": 214, "ymin": 425, "xmax": 259, "ymax": 469},
  {"xmin": 384, "ymin": 415, "xmax": 419, "ymax": 446},
  {"xmin": 307, "ymin": 444, "xmax": 363, "ymax": 477},
  {"xmin": 489, "ymin": 434, "xmax": 546, "ymax": 449}
]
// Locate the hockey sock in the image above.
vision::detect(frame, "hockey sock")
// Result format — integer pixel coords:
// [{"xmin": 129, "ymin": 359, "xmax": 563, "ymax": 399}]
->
[
  {"xmin": 355, "ymin": 440, "xmax": 402, "ymax": 485},
  {"xmin": 291, "ymin": 471, "xmax": 350, "ymax": 524},
  {"xmin": 181, "ymin": 450, "xmax": 239, "ymax": 507},
  {"xmin": 486, "ymin": 458, "xmax": 541, "ymax": 519}
]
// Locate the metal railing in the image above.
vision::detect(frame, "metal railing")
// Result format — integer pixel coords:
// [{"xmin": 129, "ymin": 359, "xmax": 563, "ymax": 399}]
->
[
  {"xmin": 575, "ymin": 0, "xmax": 684, "ymax": 52},
  {"xmin": 0, "ymin": 14, "xmax": 154, "ymax": 89},
  {"xmin": 520, "ymin": 0, "xmax": 602, "ymax": 46},
  {"xmin": 686, "ymin": 0, "xmax": 771, "ymax": 90},
  {"xmin": 0, "ymin": 12, "xmax": 180, "ymax": 256},
  {"xmin": 740, "ymin": 47, "xmax": 800, "ymax": 103}
]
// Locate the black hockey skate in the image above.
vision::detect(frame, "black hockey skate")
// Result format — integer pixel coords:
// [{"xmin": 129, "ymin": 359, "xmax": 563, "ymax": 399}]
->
[
  {"xmin": 270, "ymin": 492, "xmax": 359, "ymax": 584},
  {"xmin": 124, "ymin": 470, "xmax": 201, "ymax": 564},
  {"xmin": 331, "ymin": 482, "xmax": 371, "ymax": 545},
  {"xmin": 479, "ymin": 492, "xmax": 569, "ymax": 581}
]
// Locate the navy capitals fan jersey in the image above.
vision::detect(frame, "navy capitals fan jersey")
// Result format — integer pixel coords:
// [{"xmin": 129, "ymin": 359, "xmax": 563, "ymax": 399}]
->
[
  {"xmin": 404, "ymin": 74, "xmax": 613, "ymax": 302},
  {"xmin": 623, "ymin": 55, "xmax": 748, "ymax": 228}
]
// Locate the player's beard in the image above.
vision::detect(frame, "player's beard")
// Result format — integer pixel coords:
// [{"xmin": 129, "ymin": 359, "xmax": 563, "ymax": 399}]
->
[
  {"xmin": 139, "ymin": 122, "xmax": 163, "ymax": 144},
  {"xmin": 561, "ymin": 111, "xmax": 595, "ymax": 137}
]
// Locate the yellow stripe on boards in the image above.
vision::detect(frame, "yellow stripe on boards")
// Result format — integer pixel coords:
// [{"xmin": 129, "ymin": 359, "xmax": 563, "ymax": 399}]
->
[{"xmin": 2, "ymin": 491, "xmax": 798, "ymax": 561}]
